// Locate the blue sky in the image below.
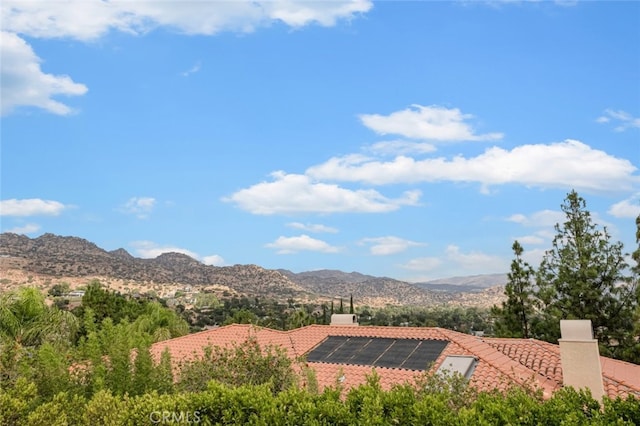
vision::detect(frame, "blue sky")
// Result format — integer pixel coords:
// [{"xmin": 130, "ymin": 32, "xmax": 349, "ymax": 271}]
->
[{"xmin": 1, "ymin": 0, "xmax": 639, "ymax": 282}]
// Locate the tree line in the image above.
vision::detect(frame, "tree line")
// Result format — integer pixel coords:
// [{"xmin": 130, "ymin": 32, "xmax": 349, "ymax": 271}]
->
[{"xmin": 492, "ymin": 190, "xmax": 640, "ymax": 363}]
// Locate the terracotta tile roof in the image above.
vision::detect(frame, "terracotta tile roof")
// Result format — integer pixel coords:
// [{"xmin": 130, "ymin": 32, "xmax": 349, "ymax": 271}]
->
[
  {"xmin": 150, "ymin": 324, "xmax": 640, "ymax": 399},
  {"xmin": 484, "ymin": 337, "xmax": 640, "ymax": 399},
  {"xmin": 151, "ymin": 323, "xmax": 298, "ymax": 362}
]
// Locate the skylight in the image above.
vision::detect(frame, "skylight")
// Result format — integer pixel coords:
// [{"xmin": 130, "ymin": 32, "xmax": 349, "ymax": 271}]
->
[{"xmin": 436, "ymin": 355, "xmax": 478, "ymax": 380}]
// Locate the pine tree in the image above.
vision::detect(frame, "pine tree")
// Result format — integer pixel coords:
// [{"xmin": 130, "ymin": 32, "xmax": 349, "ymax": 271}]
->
[
  {"xmin": 492, "ymin": 241, "xmax": 535, "ymax": 338},
  {"xmin": 535, "ymin": 190, "xmax": 636, "ymax": 358},
  {"xmin": 620, "ymin": 214, "xmax": 640, "ymax": 363},
  {"xmin": 349, "ymin": 294, "xmax": 354, "ymax": 314}
]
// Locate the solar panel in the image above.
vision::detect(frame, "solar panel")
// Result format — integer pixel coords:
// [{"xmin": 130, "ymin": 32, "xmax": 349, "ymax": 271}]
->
[
  {"xmin": 350, "ymin": 338, "xmax": 394, "ymax": 365},
  {"xmin": 374, "ymin": 339, "xmax": 420, "ymax": 369},
  {"xmin": 401, "ymin": 340, "xmax": 449, "ymax": 370},
  {"xmin": 306, "ymin": 336, "xmax": 449, "ymax": 371},
  {"xmin": 326, "ymin": 337, "xmax": 370, "ymax": 363},
  {"xmin": 306, "ymin": 335, "xmax": 349, "ymax": 362}
]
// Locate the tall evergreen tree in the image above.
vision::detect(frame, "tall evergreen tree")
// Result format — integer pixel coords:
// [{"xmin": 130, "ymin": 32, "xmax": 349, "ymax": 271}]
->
[
  {"xmin": 621, "ymin": 214, "xmax": 640, "ymax": 363},
  {"xmin": 492, "ymin": 241, "xmax": 535, "ymax": 338},
  {"xmin": 535, "ymin": 190, "xmax": 636, "ymax": 358},
  {"xmin": 349, "ymin": 294, "xmax": 354, "ymax": 314}
]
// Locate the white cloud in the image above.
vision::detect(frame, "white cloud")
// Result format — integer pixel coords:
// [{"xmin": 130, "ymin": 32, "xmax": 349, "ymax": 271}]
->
[
  {"xmin": 0, "ymin": 31, "xmax": 87, "ymax": 116},
  {"xmin": 596, "ymin": 109, "xmax": 640, "ymax": 132},
  {"xmin": 130, "ymin": 240, "xmax": 224, "ymax": 265},
  {"xmin": 358, "ymin": 105, "xmax": 503, "ymax": 142},
  {"xmin": 120, "ymin": 197, "xmax": 156, "ymax": 219},
  {"xmin": 307, "ymin": 139, "xmax": 638, "ymax": 192},
  {"xmin": 521, "ymin": 248, "xmax": 547, "ymax": 269},
  {"xmin": 366, "ymin": 140, "xmax": 437, "ymax": 156},
  {"xmin": 2, "ymin": 1, "xmax": 133, "ymax": 41},
  {"xmin": 202, "ymin": 254, "xmax": 226, "ymax": 266},
  {"xmin": 131, "ymin": 241, "xmax": 200, "ymax": 259},
  {"xmin": 513, "ymin": 235, "xmax": 545, "ymax": 245},
  {"xmin": 0, "ymin": 198, "xmax": 67, "ymax": 216},
  {"xmin": 507, "ymin": 213, "xmax": 527, "ymax": 224},
  {"xmin": 287, "ymin": 222, "xmax": 338, "ymax": 233},
  {"xmin": 444, "ymin": 244, "xmax": 508, "ymax": 273},
  {"xmin": 400, "ymin": 245, "xmax": 507, "ymax": 276},
  {"xmin": 181, "ymin": 61, "xmax": 201, "ymax": 77},
  {"xmin": 507, "ymin": 210, "xmax": 564, "ymax": 248},
  {"xmin": 223, "ymin": 171, "xmax": 421, "ymax": 215},
  {"xmin": 1, "ymin": 1, "xmax": 373, "ymax": 41},
  {"xmin": 5, "ymin": 223, "xmax": 41, "ymax": 235},
  {"xmin": 359, "ymin": 236, "xmax": 425, "ymax": 255},
  {"xmin": 506, "ymin": 209, "xmax": 564, "ymax": 227},
  {"xmin": 608, "ymin": 194, "xmax": 640, "ymax": 218},
  {"xmin": 1, "ymin": 1, "xmax": 371, "ymax": 116},
  {"xmin": 399, "ymin": 256, "xmax": 443, "ymax": 272},
  {"xmin": 266, "ymin": 234, "xmax": 340, "ymax": 254},
  {"xmin": 263, "ymin": 0, "xmax": 372, "ymax": 27}
]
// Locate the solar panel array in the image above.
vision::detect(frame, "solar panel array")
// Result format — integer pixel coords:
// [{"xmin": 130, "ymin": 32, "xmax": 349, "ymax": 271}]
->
[{"xmin": 307, "ymin": 336, "xmax": 449, "ymax": 371}]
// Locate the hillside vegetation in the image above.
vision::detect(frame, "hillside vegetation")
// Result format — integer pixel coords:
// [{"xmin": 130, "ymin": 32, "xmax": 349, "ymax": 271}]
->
[{"xmin": 0, "ymin": 233, "xmax": 505, "ymax": 308}]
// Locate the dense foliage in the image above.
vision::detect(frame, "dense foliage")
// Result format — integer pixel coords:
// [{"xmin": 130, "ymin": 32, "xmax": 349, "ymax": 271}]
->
[
  {"xmin": 186, "ymin": 294, "xmax": 493, "ymax": 335},
  {"xmin": 492, "ymin": 191, "xmax": 640, "ymax": 363},
  {"xmin": 491, "ymin": 241, "xmax": 535, "ymax": 338},
  {"xmin": 1, "ymin": 263, "xmax": 639, "ymax": 424},
  {"xmin": 1, "ymin": 370, "xmax": 639, "ymax": 425}
]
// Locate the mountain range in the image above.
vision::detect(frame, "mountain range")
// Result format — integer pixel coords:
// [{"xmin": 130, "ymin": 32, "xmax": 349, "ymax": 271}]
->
[{"xmin": 0, "ymin": 233, "xmax": 506, "ymax": 308}]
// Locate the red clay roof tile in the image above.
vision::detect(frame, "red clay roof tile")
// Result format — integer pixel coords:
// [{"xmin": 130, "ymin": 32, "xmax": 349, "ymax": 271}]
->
[{"xmin": 150, "ymin": 324, "xmax": 640, "ymax": 399}]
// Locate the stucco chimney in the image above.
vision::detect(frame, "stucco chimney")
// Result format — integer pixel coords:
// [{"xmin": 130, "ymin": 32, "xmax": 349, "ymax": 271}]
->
[
  {"xmin": 558, "ymin": 320, "xmax": 605, "ymax": 400},
  {"xmin": 330, "ymin": 313, "xmax": 358, "ymax": 326}
]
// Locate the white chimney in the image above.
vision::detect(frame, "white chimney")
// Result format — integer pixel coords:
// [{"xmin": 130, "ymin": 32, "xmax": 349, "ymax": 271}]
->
[
  {"xmin": 558, "ymin": 320, "xmax": 605, "ymax": 400},
  {"xmin": 330, "ymin": 314, "xmax": 358, "ymax": 326}
]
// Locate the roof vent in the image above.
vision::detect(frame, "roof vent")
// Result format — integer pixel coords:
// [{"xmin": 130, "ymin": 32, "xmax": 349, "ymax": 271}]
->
[
  {"xmin": 330, "ymin": 314, "xmax": 358, "ymax": 326},
  {"xmin": 559, "ymin": 319, "xmax": 605, "ymax": 400}
]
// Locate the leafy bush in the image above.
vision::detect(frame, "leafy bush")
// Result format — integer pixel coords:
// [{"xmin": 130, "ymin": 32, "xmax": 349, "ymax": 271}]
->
[
  {"xmin": 177, "ymin": 336, "xmax": 297, "ymax": 394},
  {"xmin": 2, "ymin": 375, "xmax": 639, "ymax": 425}
]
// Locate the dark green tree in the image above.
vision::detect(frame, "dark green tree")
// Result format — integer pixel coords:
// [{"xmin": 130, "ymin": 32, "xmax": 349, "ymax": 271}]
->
[
  {"xmin": 620, "ymin": 214, "xmax": 640, "ymax": 363},
  {"xmin": 222, "ymin": 308, "xmax": 259, "ymax": 326},
  {"xmin": 534, "ymin": 190, "xmax": 637, "ymax": 358},
  {"xmin": 349, "ymin": 294, "xmax": 354, "ymax": 314},
  {"xmin": 492, "ymin": 240, "xmax": 536, "ymax": 338},
  {"xmin": 48, "ymin": 282, "xmax": 70, "ymax": 298},
  {"xmin": 287, "ymin": 309, "xmax": 313, "ymax": 330},
  {"xmin": 0, "ymin": 287, "xmax": 79, "ymax": 388},
  {"xmin": 75, "ymin": 280, "xmax": 145, "ymax": 328}
]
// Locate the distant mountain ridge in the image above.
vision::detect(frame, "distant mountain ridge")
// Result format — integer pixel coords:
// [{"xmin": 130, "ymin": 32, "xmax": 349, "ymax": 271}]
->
[
  {"xmin": 415, "ymin": 273, "xmax": 508, "ymax": 293},
  {"xmin": 0, "ymin": 233, "xmax": 506, "ymax": 308},
  {"xmin": 278, "ymin": 269, "xmax": 454, "ymax": 306},
  {"xmin": 0, "ymin": 233, "xmax": 307, "ymax": 299}
]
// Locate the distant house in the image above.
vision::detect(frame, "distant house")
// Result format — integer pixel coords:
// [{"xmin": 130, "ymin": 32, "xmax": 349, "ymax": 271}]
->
[{"xmin": 150, "ymin": 317, "xmax": 640, "ymax": 400}]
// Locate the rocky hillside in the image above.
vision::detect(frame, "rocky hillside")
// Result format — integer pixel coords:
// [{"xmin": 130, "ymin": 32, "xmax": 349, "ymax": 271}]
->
[
  {"xmin": 0, "ymin": 233, "xmax": 505, "ymax": 308},
  {"xmin": 0, "ymin": 233, "xmax": 308, "ymax": 299},
  {"xmin": 279, "ymin": 269, "xmax": 503, "ymax": 307},
  {"xmin": 279, "ymin": 269, "xmax": 455, "ymax": 306},
  {"xmin": 414, "ymin": 273, "xmax": 508, "ymax": 293}
]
